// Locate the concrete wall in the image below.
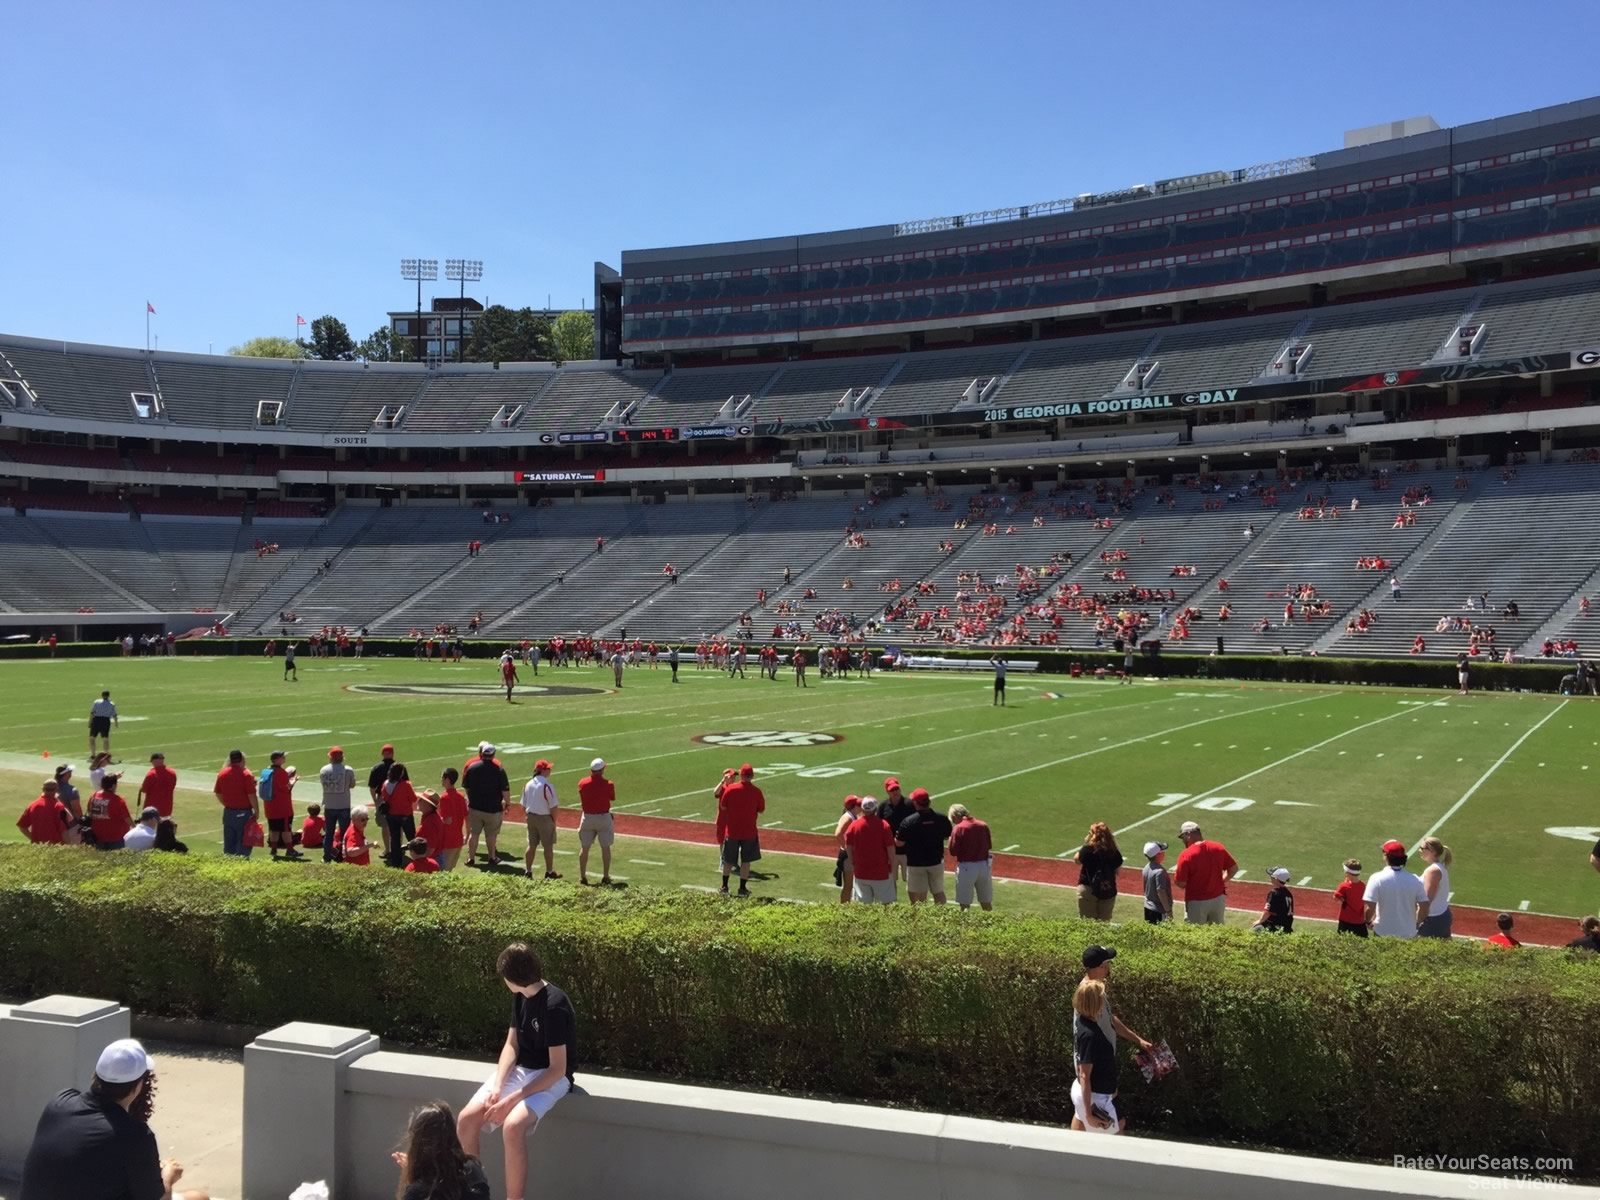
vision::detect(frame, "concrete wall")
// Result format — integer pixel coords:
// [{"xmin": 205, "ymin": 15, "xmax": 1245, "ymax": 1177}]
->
[{"xmin": 244, "ymin": 1021, "xmax": 1538, "ymax": 1200}]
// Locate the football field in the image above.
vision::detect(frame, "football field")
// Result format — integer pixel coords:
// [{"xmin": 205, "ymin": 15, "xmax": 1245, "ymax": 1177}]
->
[{"xmin": 3, "ymin": 653, "xmax": 1597, "ymax": 923}]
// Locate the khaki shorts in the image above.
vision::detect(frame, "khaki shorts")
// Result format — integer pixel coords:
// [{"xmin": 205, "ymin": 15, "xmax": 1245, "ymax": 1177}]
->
[
  {"xmin": 468, "ymin": 809, "xmax": 503, "ymax": 839},
  {"xmin": 956, "ymin": 861, "xmax": 993, "ymax": 907},
  {"xmin": 525, "ymin": 812, "xmax": 557, "ymax": 852},
  {"xmin": 1185, "ymin": 894, "xmax": 1228, "ymax": 925},
  {"xmin": 578, "ymin": 811, "xmax": 614, "ymax": 848},
  {"xmin": 905, "ymin": 864, "xmax": 946, "ymax": 896}
]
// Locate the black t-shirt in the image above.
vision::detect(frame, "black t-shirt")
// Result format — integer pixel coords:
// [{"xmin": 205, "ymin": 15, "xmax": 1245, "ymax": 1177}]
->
[
  {"xmin": 1076, "ymin": 844, "xmax": 1124, "ymax": 892},
  {"xmin": 1072, "ymin": 1014, "xmax": 1119, "ymax": 1095},
  {"xmin": 1567, "ymin": 932, "xmax": 1600, "ymax": 953},
  {"xmin": 368, "ymin": 760, "xmax": 393, "ymax": 800},
  {"xmin": 883, "ymin": 799, "xmax": 914, "ymax": 844},
  {"xmin": 20, "ymin": 1088, "xmax": 163, "ymax": 1200},
  {"xmin": 1263, "ymin": 886, "xmax": 1295, "ymax": 931},
  {"xmin": 896, "ymin": 808, "xmax": 953, "ymax": 867},
  {"xmin": 403, "ymin": 1158, "xmax": 490, "ymax": 1200},
  {"xmin": 1593, "ymin": 837, "xmax": 1600, "ymax": 862},
  {"xmin": 513, "ymin": 983, "xmax": 578, "ymax": 1081},
  {"xmin": 462, "ymin": 757, "xmax": 510, "ymax": 814}
]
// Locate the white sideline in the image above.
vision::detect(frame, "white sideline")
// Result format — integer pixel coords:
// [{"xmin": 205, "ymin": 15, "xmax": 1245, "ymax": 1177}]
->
[
  {"xmin": 1414, "ymin": 699, "xmax": 1568, "ymax": 843},
  {"xmin": 1113, "ymin": 700, "xmax": 1426, "ymax": 835},
  {"xmin": 941, "ymin": 692, "xmax": 1332, "ymax": 797}
]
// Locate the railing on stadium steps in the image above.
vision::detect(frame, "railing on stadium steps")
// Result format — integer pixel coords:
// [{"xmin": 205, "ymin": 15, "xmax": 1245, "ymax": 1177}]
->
[{"xmin": 892, "ymin": 155, "xmax": 1317, "ymax": 237}]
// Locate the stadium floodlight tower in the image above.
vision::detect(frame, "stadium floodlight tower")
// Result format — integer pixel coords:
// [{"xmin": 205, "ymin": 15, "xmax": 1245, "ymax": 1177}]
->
[
  {"xmin": 400, "ymin": 258, "xmax": 438, "ymax": 363},
  {"xmin": 444, "ymin": 258, "xmax": 484, "ymax": 362}
]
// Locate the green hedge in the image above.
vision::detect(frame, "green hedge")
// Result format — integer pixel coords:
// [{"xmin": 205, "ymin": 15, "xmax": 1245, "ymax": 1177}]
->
[
  {"xmin": 0, "ymin": 638, "xmax": 1576, "ymax": 691},
  {"xmin": 0, "ymin": 847, "xmax": 1596, "ymax": 1170}
]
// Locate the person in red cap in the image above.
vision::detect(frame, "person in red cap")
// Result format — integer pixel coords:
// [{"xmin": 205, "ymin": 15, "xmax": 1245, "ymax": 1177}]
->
[
  {"xmin": 136, "ymin": 753, "xmax": 177, "ymax": 819},
  {"xmin": 521, "ymin": 759, "xmax": 561, "ymax": 880},
  {"xmin": 881, "ymin": 778, "xmax": 914, "ymax": 883},
  {"xmin": 319, "ymin": 746, "xmax": 356, "ymax": 863},
  {"xmin": 896, "ymin": 787, "xmax": 952, "ymax": 905},
  {"xmin": 1363, "ymin": 839, "xmax": 1428, "ymax": 938},
  {"xmin": 833, "ymin": 796, "xmax": 863, "ymax": 903},
  {"xmin": 716, "ymin": 764, "xmax": 765, "ymax": 896},
  {"xmin": 16, "ymin": 780, "xmax": 70, "ymax": 845},
  {"xmin": 368, "ymin": 743, "xmax": 397, "ymax": 861}
]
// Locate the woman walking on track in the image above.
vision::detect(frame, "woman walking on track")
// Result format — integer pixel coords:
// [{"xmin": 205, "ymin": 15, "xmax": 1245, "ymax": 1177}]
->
[
  {"xmin": 1074, "ymin": 822, "xmax": 1124, "ymax": 920},
  {"xmin": 1417, "ymin": 836, "xmax": 1453, "ymax": 938}
]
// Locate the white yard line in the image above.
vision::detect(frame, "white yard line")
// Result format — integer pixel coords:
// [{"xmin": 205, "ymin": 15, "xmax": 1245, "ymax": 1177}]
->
[
  {"xmin": 1413, "ymin": 701, "xmax": 1568, "ymax": 843},
  {"xmin": 1114, "ymin": 701, "xmax": 1427, "ymax": 836},
  {"xmin": 942, "ymin": 692, "xmax": 1333, "ymax": 798}
]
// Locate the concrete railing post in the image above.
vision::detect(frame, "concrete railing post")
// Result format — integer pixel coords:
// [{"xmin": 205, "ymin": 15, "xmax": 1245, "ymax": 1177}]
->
[
  {"xmin": 0, "ymin": 995, "xmax": 130, "ymax": 1176},
  {"xmin": 243, "ymin": 1021, "xmax": 378, "ymax": 1200}
]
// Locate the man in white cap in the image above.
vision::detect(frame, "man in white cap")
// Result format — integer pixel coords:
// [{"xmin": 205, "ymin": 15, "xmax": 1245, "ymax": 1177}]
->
[
  {"xmin": 1141, "ymin": 841, "xmax": 1172, "ymax": 923},
  {"xmin": 123, "ymin": 806, "xmax": 162, "ymax": 852},
  {"xmin": 577, "ymin": 757, "xmax": 616, "ymax": 886},
  {"xmin": 19, "ymin": 1037, "xmax": 209, "ymax": 1200},
  {"xmin": 463, "ymin": 741, "xmax": 510, "ymax": 869},
  {"xmin": 1172, "ymin": 820, "xmax": 1236, "ymax": 924},
  {"xmin": 844, "ymin": 796, "xmax": 898, "ymax": 904}
]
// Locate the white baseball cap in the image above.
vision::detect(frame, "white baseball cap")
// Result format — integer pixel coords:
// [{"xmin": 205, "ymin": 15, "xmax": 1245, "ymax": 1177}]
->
[
  {"xmin": 96, "ymin": 1038, "xmax": 153, "ymax": 1084},
  {"xmin": 1270, "ymin": 866, "xmax": 1292, "ymax": 882},
  {"xmin": 590, "ymin": 757, "xmax": 606, "ymax": 772},
  {"xmin": 1143, "ymin": 841, "xmax": 1167, "ymax": 859},
  {"xmin": 480, "ymin": 743, "xmax": 497, "ymax": 757}
]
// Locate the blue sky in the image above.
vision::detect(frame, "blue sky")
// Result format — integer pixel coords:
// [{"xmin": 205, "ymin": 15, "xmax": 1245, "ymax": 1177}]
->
[{"xmin": 7, "ymin": 0, "xmax": 1597, "ymax": 353}]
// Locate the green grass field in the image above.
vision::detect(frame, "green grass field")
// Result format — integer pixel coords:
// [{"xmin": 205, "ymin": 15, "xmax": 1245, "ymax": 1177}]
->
[{"xmin": 3, "ymin": 653, "xmax": 1598, "ymax": 919}]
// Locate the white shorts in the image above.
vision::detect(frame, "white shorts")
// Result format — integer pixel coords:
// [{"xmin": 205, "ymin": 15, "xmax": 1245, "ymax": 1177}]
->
[
  {"xmin": 956, "ymin": 861, "xmax": 993, "ymax": 907},
  {"xmin": 471, "ymin": 1067, "xmax": 571, "ymax": 1130},
  {"xmin": 905, "ymin": 864, "xmax": 946, "ymax": 896},
  {"xmin": 1070, "ymin": 1079, "xmax": 1120, "ymax": 1134},
  {"xmin": 853, "ymin": 876, "xmax": 897, "ymax": 904},
  {"xmin": 578, "ymin": 812, "xmax": 615, "ymax": 848}
]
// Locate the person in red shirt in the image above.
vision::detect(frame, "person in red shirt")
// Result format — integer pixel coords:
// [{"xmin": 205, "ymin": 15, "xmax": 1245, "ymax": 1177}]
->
[
  {"xmin": 213, "ymin": 749, "xmax": 259, "ymax": 858},
  {"xmin": 17, "ymin": 780, "xmax": 70, "ymax": 844},
  {"xmin": 948, "ymin": 804, "xmax": 995, "ymax": 912},
  {"xmin": 300, "ymin": 804, "xmax": 325, "ymax": 852},
  {"xmin": 136, "ymin": 752, "xmax": 178, "ymax": 819},
  {"xmin": 432, "ymin": 767, "xmax": 468, "ymax": 871},
  {"xmin": 87, "ymin": 770, "xmax": 133, "ymax": 849},
  {"xmin": 404, "ymin": 837, "xmax": 440, "ymax": 874},
  {"xmin": 343, "ymin": 808, "xmax": 375, "ymax": 865},
  {"xmin": 715, "ymin": 764, "xmax": 766, "ymax": 897},
  {"xmin": 417, "ymin": 793, "xmax": 444, "ymax": 864},
  {"xmin": 833, "ymin": 795, "xmax": 863, "ymax": 903},
  {"xmin": 382, "ymin": 762, "xmax": 418, "ymax": 868},
  {"xmin": 1172, "ymin": 820, "xmax": 1237, "ymax": 924},
  {"xmin": 1486, "ymin": 912, "xmax": 1521, "ymax": 949},
  {"xmin": 577, "ymin": 758, "xmax": 616, "ymax": 886},
  {"xmin": 1334, "ymin": 858, "xmax": 1368, "ymax": 936},
  {"xmin": 263, "ymin": 751, "xmax": 302, "ymax": 861},
  {"xmin": 844, "ymin": 797, "xmax": 898, "ymax": 904}
]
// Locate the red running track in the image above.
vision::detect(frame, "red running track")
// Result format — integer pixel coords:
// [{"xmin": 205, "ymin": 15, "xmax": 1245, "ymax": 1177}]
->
[{"xmin": 551, "ymin": 809, "xmax": 1583, "ymax": 947}]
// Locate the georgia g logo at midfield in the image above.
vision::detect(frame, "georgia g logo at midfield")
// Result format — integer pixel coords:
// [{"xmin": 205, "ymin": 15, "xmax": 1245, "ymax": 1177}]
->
[{"xmin": 693, "ymin": 730, "xmax": 843, "ymax": 747}]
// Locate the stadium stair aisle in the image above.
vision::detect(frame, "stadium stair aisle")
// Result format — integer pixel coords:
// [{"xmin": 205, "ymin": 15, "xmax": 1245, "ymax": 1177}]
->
[
  {"xmin": 14, "ymin": 513, "xmax": 155, "ymax": 611},
  {"xmin": 228, "ymin": 507, "xmax": 379, "ymax": 632}
]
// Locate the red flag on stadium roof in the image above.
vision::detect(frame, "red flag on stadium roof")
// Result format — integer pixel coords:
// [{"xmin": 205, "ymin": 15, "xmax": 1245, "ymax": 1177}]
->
[{"xmin": 146, "ymin": 302, "xmax": 156, "ymax": 315}]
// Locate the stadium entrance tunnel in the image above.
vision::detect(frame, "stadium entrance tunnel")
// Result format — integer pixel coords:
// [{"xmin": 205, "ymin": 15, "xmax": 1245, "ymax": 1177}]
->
[{"xmin": 344, "ymin": 683, "xmax": 611, "ymax": 698}]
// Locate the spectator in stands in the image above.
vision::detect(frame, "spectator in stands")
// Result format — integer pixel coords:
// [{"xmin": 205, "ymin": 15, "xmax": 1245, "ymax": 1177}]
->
[
  {"xmin": 948, "ymin": 804, "xmax": 993, "ymax": 911},
  {"xmin": 896, "ymin": 787, "xmax": 951, "ymax": 905},
  {"xmin": 1568, "ymin": 915, "xmax": 1600, "ymax": 952},
  {"xmin": 87, "ymin": 769, "xmax": 132, "ymax": 850},
  {"xmin": 319, "ymin": 747, "xmax": 356, "ymax": 863},
  {"xmin": 464, "ymin": 743, "xmax": 511, "ymax": 870},
  {"xmin": 16, "ymin": 780, "xmax": 69, "ymax": 845},
  {"xmin": 87, "ymin": 689, "xmax": 117, "ymax": 758},
  {"xmin": 521, "ymin": 759, "xmax": 561, "ymax": 881},
  {"xmin": 576, "ymin": 757, "xmax": 616, "ymax": 886},
  {"xmin": 123, "ymin": 806, "xmax": 161, "ymax": 852},
  {"xmin": 1173, "ymin": 820, "xmax": 1236, "ymax": 925},
  {"xmin": 18, "ymin": 1038, "xmax": 210, "ymax": 1200},
  {"xmin": 1074, "ymin": 822, "xmax": 1124, "ymax": 920},
  {"xmin": 1416, "ymin": 836, "xmax": 1454, "ymax": 939},
  {"xmin": 845, "ymin": 796, "xmax": 898, "ymax": 904},
  {"xmin": 1364, "ymin": 840, "xmax": 1428, "ymax": 938},
  {"xmin": 1486, "ymin": 913, "xmax": 1521, "ymax": 949},
  {"xmin": 1141, "ymin": 841, "xmax": 1172, "ymax": 924},
  {"xmin": 392, "ymin": 1102, "xmax": 490, "ymax": 1200},
  {"xmin": 457, "ymin": 943, "xmax": 577, "ymax": 1200}
]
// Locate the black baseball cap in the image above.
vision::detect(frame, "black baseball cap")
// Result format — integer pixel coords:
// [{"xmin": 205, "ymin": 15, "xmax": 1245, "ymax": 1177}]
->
[{"xmin": 1082, "ymin": 945, "xmax": 1117, "ymax": 969}]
